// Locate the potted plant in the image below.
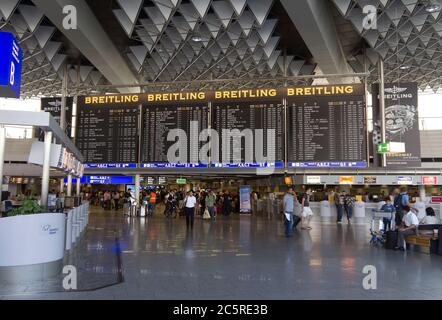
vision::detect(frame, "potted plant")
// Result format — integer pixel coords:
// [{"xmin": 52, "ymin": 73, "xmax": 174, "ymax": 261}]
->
[{"xmin": 7, "ymin": 198, "xmax": 44, "ymax": 216}]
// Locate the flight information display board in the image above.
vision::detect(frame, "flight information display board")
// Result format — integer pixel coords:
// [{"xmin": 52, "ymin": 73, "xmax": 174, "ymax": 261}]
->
[
  {"xmin": 286, "ymin": 84, "xmax": 367, "ymax": 167},
  {"xmin": 76, "ymin": 95, "xmax": 139, "ymax": 164},
  {"xmin": 211, "ymin": 97, "xmax": 284, "ymax": 167},
  {"xmin": 141, "ymin": 104, "xmax": 209, "ymax": 167}
]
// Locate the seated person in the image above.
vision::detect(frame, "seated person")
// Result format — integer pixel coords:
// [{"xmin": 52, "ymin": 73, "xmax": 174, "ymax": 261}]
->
[
  {"xmin": 380, "ymin": 197, "xmax": 395, "ymax": 231},
  {"xmin": 394, "ymin": 206, "xmax": 419, "ymax": 251},
  {"xmin": 421, "ymin": 207, "xmax": 440, "ymax": 225}
]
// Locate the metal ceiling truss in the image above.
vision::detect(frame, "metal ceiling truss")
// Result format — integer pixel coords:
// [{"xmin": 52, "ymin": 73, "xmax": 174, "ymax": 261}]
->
[
  {"xmin": 0, "ymin": 0, "xmax": 107, "ymax": 98},
  {"xmin": 114, "ymin": 0, "xmax": 316, "ymax": 86},
  {"xmin": 332, "ymin": 0, "xmax": 442, "ymax": 91}
]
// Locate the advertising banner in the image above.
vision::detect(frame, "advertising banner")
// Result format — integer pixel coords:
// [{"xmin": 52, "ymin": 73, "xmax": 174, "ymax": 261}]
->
[
  {"xmin": 239, "ymin": 185, "xmax": 252, "ymax": 213},
  {"xmin": 372, "ymin": 83, "xmax": 421, "ymax": 167},
  {"xmin": 40, "ymin": 97, "xmax": 73, "ymax": 138},
  {"xmin": 0, "ymin": 32, "xmax": 22, "ymax": 98}
]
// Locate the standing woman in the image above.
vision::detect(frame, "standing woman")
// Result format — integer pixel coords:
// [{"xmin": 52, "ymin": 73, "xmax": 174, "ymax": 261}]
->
[{"xmin": 300, "ymin": 188, "xmax": 314, "ymax": 230}]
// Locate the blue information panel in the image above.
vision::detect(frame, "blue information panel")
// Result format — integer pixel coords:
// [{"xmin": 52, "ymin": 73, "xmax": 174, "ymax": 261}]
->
[
  {"xmin": 141, "ymin": 163, "xmax": 208, "ymax": 168},
  {"xmin": 65, "ymin": 175, "xmax": 134, "ymax": 184},
  {"xmin": 0, "ymin": 32, "xmax": 22, "ymax": 98},
  {"xmin": 289, "ymin": 162, "xmax": 367, "ymax": 168},
  {"xmin": 84, "ymin": 163, "xmax": 137, "ymax": 169},
  {"xmin": 212, "ymin": 162, "xmax": 284, "ymax": 168}
]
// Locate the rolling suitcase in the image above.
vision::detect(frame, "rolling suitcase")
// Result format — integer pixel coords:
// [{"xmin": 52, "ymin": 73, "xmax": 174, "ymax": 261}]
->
[{"xmin": 384, "ymin": 230, "xmax": 398, "ymax": 249}]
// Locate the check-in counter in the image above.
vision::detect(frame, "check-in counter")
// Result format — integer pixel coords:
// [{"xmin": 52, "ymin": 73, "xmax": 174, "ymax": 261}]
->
[{"xmin": 353, "ymin": 201, "xmax": 366, "ymax": 222}]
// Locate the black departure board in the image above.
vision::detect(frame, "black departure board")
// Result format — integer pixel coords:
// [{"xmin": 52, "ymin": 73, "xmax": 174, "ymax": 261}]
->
[
  {"xmin": 212, "ymin": 101, "xmax": 284, "ymax": 164},
  {"xmin": 287, "ymin": 91, "xmax": 366, "ymax": 163},
  {"xmin": 76, "ymin": 99, "xmax": 139, "ymax": 164},
  {"xmin": 141, "ymin": 104, "xmax": 209, "ymax": 163}
]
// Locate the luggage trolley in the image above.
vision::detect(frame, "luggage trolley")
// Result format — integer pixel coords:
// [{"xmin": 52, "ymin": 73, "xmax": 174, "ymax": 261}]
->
[{"xmin": 369, "ymin": 210, "xmax": 392, "ymax": 246}]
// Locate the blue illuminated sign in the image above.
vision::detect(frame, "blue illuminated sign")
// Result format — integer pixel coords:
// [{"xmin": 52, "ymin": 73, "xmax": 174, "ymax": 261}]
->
[
  {"xmin": 0, "ymin": 32, "xmax": 22, "ymax": 98},
  {"xmin": 289, "ymin": 162, "xmax": 367, "ymax": 168},
  {"xmin": 84, "ymin": 163, "xmax": 137, "ymax": 169},
  {"xmin": 211, "ymin": 162, "xmax": 284, "ymax": 168},
  {"xmin": 65, "ymin": 175, "xmax": 134, "ymax": 184},
  {"xmin": 140, "ymin": 163, "xmax": 208, "ymax": 168}
]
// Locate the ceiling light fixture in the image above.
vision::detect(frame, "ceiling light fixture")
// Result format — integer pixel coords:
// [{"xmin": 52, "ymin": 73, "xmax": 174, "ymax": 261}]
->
[
  {"xmin": 425, "ymin": 3, "xmax": 440, "ymax": 13},
  {"xmin": 400, "ymin": 65, "xmax": 411, "ymax": 70},
  {"xmin": 191, "ymin": 36, "xmax": 202, "ymax": 42}
]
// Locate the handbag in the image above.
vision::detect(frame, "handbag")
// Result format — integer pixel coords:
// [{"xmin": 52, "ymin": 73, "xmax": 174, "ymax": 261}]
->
[{"xmin": 203, "ymin": 209, "xmax": 211, "ymax": 219}]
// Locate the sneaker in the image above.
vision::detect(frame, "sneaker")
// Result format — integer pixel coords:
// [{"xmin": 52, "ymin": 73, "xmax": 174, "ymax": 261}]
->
[{"xmin": 337, "ymin": 221, "xmax": 343, "ymax": 224}]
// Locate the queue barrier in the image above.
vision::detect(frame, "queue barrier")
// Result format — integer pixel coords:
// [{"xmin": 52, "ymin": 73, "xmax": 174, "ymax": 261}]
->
[{"xmin": 65, "ymin": 201, "xmax": 89, "ymax": 251}]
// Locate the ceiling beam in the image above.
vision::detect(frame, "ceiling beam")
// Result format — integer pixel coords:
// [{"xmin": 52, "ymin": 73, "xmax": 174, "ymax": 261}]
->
[
  {"xmin": 31, "ymin": 0, "xmax": 139, "ymax": 93},
  {"xmin": 280, "ymin": 0, "xmax": 352, "ymax": 82}
]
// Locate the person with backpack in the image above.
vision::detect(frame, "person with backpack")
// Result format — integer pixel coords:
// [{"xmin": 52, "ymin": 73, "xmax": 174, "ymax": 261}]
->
[{"xmin": 394, "ymin": 187, "xmax": 413, "ymax": 229}]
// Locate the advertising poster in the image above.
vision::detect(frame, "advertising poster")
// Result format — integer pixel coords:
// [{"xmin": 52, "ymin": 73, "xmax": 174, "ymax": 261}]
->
[
  {"xmin": 40, "ymin": 97, "xmax": 73, "ymax": 139},
  {"xmin": 372, "ymin": 83, "xmax": 421, "ymax": 167},
  {"xmin": 239, "ymin": 185, "xmax": 252, "ymax": 213}
]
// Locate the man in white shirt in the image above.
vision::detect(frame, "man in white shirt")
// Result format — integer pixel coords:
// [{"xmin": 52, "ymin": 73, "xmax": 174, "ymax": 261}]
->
[
  {"xmin": 395, "ymin": 206, "xmax": 419, "ymax": 251},
  {"xmin": 184, "ymin": 190, "xmax": 197, "ymax": 230}
]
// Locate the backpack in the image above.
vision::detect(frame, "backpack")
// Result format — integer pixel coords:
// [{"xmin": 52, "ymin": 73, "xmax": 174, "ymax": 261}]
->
[{"xmin": 394, "ymin": 194, "xmax": 404, "ymax": 211}]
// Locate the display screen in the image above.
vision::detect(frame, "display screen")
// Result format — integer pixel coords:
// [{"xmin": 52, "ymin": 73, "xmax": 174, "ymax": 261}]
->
[
  {"xmin": 287, "ymin": 84, "xmax": 367, "ymax": 166},
  {"xmin": 76, "ymin": 96, "xmax": 139, "ymax": 164},
  {"xmin": 141, "ymin": 104, "xmax": 209, "ymax": 166},
  {"xmin": 211, "ymin": 99, "xmax": 284, "ymax": 167}
]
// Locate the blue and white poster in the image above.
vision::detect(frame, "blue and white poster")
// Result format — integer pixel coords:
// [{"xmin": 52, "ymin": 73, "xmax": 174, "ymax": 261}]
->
[
  {"xmin": 239, "ymin": 185, "xmax": 252, "ymax": 213},
  {"xmin": 0, "ymin": 32, "xmax": 22, "ymax": 98}
]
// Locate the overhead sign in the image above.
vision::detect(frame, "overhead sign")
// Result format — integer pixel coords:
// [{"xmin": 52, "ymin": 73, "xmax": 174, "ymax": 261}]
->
[
  {"xmin": 176, "ymin": 178, "xmax": 187, "ymax": 185},
  {"xmin": 158, "ymin": 177, "xmax": 167, "ymax": 185},
  {"xmin": 65, "ymin": 176, "xmax": 134, "ymax": 184},
  {"xmin": 339, "ymin": 176, "xmax": 354, "ymax": 185},
  {"xmin": 431, "ymin": 196, "xmax": 442, "ymax": 204},
  {"xmin": 397, "ymin": 176, "xmax": 413, "ymax": 185},
  {"xmin": 0, "ymin": 32, "xmax": 22, "ymax": 98},
  {"xmin": 422, "ymin": 176, "xmax": 437, "ymax": 185},
  {"xmin": 377, "ymin": 142, "xmax": 405, "ymax": 154},
  {"xmin": 306, "ymin": 176, "xmax": 321, "ymax": 184},
  {"xmin": 363, "ymin": 176, "xmax": 377, "ymax": 184}
]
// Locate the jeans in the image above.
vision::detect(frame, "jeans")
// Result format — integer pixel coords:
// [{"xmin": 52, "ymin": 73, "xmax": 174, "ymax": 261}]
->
[
  {"xmin": 148, "ymin": 203, "xmax": 155, "ymax": 215},
  {"xmin": 395, "ymin": 210, "xmax": 404, "ymax": 229},
  {"xmin": 208, "ymin": 206, "xmax": 215, "ymax": 219},
  {"xmin": 336, "ymin": 204, "xmax": 344, "ymax": 222},
  {"xmin": 284, "ymin": 212, "xmax": 293, "ymax": 237},
  {"xmin": 185, "ymin": 207, "xmax": 195, "ymax": 229},
  {"xmin": 383, "ymin": 218, "xmax": 392, "ymax": 231},
  {"xmin": 345, "ymin": 205, "xmax": 353, "ymax": 220},
  {"xmin": 397, "ymin": 228, "xmax": 417, "ymax": 248}
]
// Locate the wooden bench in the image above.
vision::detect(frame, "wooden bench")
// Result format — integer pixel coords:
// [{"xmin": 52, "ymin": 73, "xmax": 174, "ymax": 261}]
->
[{"xmin": 404, "ymin": 224, "xmax": 441, "ymax": 254}]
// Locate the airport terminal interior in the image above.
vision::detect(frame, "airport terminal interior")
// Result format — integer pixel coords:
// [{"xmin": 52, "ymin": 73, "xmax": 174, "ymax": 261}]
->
[{"xmin": 1, "ymin": 0, "xmax": 442, "ymax": 301}]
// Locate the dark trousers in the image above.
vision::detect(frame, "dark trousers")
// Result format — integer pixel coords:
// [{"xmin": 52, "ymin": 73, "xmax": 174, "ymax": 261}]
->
[
  {"xmin": 336, "ymin": 204, "xmax": 344, "ymax": 222},
  {"xmin": 395, "ymin": 210, "xmax": 404, "ymax": 229},
  {"xmin": 185, "ymin": 207, "xmax": 195, "ymax": 229}
]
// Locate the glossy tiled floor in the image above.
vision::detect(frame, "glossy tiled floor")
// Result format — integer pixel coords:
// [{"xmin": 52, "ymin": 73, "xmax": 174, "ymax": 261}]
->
[{"xmin": 1, "ymin": 206, "xmax": 442, "ymax": 300}]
